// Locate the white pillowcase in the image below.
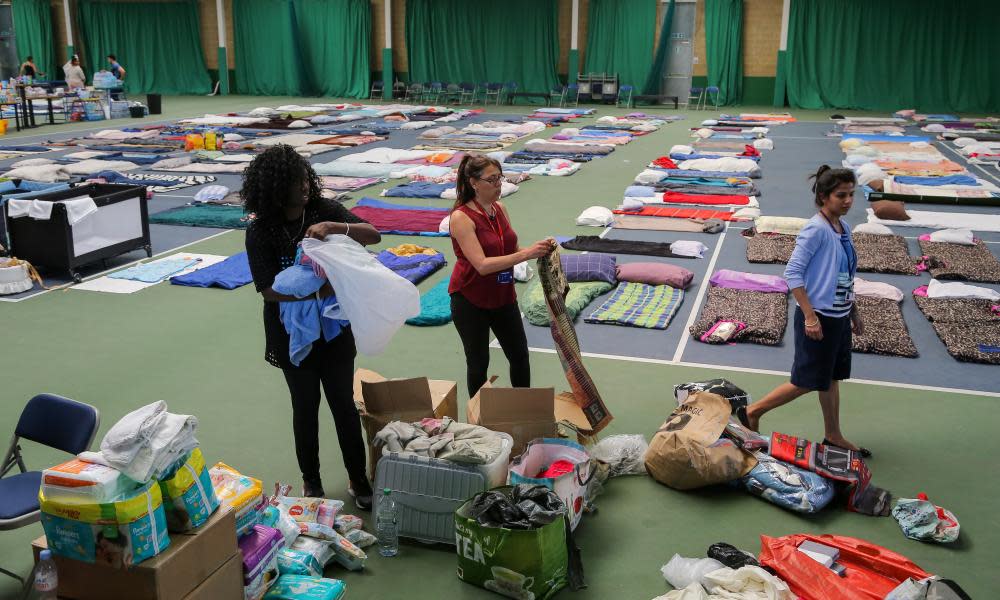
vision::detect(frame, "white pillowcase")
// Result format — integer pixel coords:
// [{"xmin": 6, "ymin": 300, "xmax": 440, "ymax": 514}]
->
[
  {"xmin": 576, "ymin": 206, "xmax": 614, "ymax": 227},
  {"xmin": 928, "ymin": 228, "xmax": 975, "ymax": 245},
  {"xmin": 927, "ymin": 279, "xmax": 1000, "ymax": 300},
  {"xmin": 852, "ymin": 222, "xmax": 893, "ymax": 235}
]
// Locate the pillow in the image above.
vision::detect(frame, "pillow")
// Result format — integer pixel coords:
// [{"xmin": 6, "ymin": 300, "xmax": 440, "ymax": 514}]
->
[
  {"xmin": 852, "ymin": 222, "xmax": 893, "ymax": 235},
  {"xmin": 561, "ymin": 253, "xmax": 617, "ymax": 284},
  {"xmin": 616, "ymin": 262, "xmax": 693, "ymax": 289},
  {"xmin": 871, "ymin": 200, "xmax": 909, "ymax": 221},
  {"xmin": 575, "ymin": 206, "xmax": 614, "ymax": 227},
  {"xmin": 928, "ymin": 228, "xmax": 975, "ymax": 245},
  {"xmin": 755, "ymin": 216, "xmax": 808, "ymax": 236}
]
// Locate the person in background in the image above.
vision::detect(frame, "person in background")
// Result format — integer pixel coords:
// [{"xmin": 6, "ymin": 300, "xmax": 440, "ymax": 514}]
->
[
  {"xmin": 448, "ymin": 154, "xmax": 555, "ymax": 396},
  {"xmin": 107, "ymin": 54, "xmax": 125, "ymax": 80},
  {"xmin": 18, "ymin": 56, "xmax": 43, "ymax": 79},
  {"xmin": 243, "ymin": 145, "xmax": 381, "ymax": 509},
  {"xmin": 739, "ymin": 165, "xmax": 870, "ymax": 457},
  {"xmin": 63, "ymin": 55, "xmax": 85, "ymax": 90}
]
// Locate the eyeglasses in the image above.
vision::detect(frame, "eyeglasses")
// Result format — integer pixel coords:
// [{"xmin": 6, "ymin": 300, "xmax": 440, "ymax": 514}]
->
[{"xmin": 476, "ymin": 174, "xmax": 506, "ymax": 185}]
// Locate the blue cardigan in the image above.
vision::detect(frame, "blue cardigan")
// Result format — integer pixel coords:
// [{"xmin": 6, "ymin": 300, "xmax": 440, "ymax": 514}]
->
[{"xmin": 784, "ymin": 214, "xmax": 857, "ymax": 315}]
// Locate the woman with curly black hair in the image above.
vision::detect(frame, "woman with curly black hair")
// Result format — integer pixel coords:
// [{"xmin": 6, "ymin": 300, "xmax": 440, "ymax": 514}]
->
[{"xmin": 243, "ymin": 145, "xmax": 380, "ymax": 508}]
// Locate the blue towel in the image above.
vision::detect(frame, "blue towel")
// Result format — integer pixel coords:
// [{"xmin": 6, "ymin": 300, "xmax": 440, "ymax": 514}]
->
[
  {"xmin": 382, "ymin": 181, "xmax": 452, "ymax": 199},
  {"xmin": 355, "ymin": 197, "xmax": 451, "ymax": 212},
  {"xmin": 170, "ymin": 252, "xmax": 252, "ymax": 289},
  {"xmin": 271, "ymin": 264, "xmax": 348, "ymax": 366},
  {"xmin": 893, "ymin": 174, "xmax": 979, "ymax": 187},
  {"xmin": 109, "ymin": 257, "xmax": 202, "ymax": 283},
  {"xmin": 376, "ymin": 249, "xmax": 446, "ymax": 284},
  {"xmin": 406, "ymin": 279, "xmax": 452, "ymax": 326},
  {"xmin": 841, "ymin": 133, "xmax": 930, "ymax": 143}
]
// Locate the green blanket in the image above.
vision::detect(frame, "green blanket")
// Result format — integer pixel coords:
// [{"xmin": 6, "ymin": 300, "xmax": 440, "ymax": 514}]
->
[
  {"xmin": 521, "ymin": 279, "xmax": 614, "ymax": 326},
  {"xmin": 406, "ymin": 278, "xmax": 452, "ymax": 326},
  {"xmin": 149, "ymin": 204, "xmax": 251, "ymax": 229}
]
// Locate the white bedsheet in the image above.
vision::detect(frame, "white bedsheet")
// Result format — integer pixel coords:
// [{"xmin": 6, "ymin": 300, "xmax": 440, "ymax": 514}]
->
[{"xmin": 867, "ymin": 208, "xmax": 1000, "ymax": 232}]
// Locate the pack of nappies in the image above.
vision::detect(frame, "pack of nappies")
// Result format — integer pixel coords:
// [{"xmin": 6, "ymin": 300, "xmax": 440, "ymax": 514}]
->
[
  {"xmin": 159, "ymin": 447, "xmax": 220, "ymax": 532},
  {"xmin": 264, "ymin": 575, "xmax": 346, "ymax": 600},
  {"xmin": 41, "ymin": 458, "xmax": 136, "ymax": 504},
  {"xmin": 209, "ymin": 462, "xmax": 263, "ymax": 536},
  {"xmin": 39, "ymin": 481, "xmax": 170, "ymax": 567}
]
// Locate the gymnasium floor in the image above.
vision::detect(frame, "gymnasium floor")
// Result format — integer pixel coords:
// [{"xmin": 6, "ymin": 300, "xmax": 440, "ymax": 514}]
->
[{"xmin": 1, "ymin": 96, "xmax": 997, "ymax": 599}]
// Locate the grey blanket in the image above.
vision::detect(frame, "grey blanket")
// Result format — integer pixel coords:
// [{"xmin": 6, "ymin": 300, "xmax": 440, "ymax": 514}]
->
[{"xmin": 374, "ymin": 417, "xmax": 505, "ymax": 464}]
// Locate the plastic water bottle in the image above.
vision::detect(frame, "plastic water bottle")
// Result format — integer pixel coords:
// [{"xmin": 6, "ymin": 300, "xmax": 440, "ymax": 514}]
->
[
  {"xmin": 376, "ymin": 488, "xmax": 399, "ymax": 557},
  {"xmin": 34, "ymin": 550, "xmax": 58, "ymax": 599}
]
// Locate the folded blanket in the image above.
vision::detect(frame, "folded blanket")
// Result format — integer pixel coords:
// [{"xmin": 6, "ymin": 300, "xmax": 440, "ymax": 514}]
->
[
  {"xmin": 406, "ymin": 279, "xmax": 452, "ymax": 326},
  {"xmin": 560, "ymin": 235, "xmax": 688, "ymax": 258},
  {"xmin": 585, "ymin": 283, "xmax": 684, "ymax": 329},
  {"xmin": 374, "ymin": 417, "xmax": 505, "ymax": 464},
  {"xmin": 613, "ymin": 206, "xmax": 745, "ymax": 221},
  {"xmin": 918, "ymin": 239, "xmax": 1000, "ymax": 283},
  {"xmin": 149, "ymin": 204, "xmax": 251, "ymax": 229},
  {"xmin": 376, "ymin": 247, "xmax": 446, "ymax": 283},
  {"xmin": 350, "ymin": 205, "xmax": 449, "ymax": 236},
  {"xmin": 521, "ymin": 279, "xmax": 614, "ymax": 326},
  {"xmin": 109, "ymin": 256, "xmax": 202, "ymax": 283},
  {"xmin": 914, "ymin": 294, "xmax": 1000, "ymax": 364},
  {"xmin": 170, "ymin": 252, "xmax": 252, "ymax": 289}
]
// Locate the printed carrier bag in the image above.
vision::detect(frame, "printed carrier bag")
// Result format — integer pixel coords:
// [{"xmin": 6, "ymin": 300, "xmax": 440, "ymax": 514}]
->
[
  {"xmin": 508, "ymin": 438, "xmax": 592, "ymax": 531},
  {"xmin": 644, "ymin": 391, "xmax": 757, "ymax": 490},
  {"xmin": 158, "ymin": 447, "xmax": 220, "ymax": 532},
  {"xmin": 39, "ymin": 481, "xmax": 170, "ymax": 567},
  {"xmin": 455, "ymin": 488, "xmax": 569, "ymax": 600}
]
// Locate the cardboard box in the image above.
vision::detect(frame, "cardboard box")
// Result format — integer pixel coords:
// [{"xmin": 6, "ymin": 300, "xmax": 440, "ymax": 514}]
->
[
  {"xmin": 466, "ymin": 380, "xmax": 598, "ymax": 458},
  {"xmin": 184, "ymin": 552, "xmax": 243, "ymax": 600},
  {"xmin": 354, "ymin": 368, "xmax": 458, "ymax": 478},
  {"xmin": 32, "ymin": 507, "xmax": 237, "ymax": 600}
]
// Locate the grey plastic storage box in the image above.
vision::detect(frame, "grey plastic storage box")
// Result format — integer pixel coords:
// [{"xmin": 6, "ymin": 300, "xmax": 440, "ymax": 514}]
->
[{"xmin": 373, "ymin": 434, "xmax": 512, "ymax": 545}]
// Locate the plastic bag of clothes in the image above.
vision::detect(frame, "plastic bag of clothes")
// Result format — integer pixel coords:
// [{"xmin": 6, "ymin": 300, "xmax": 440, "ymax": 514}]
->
[
  {"xmin": 660, "ymin": 554, "xmax": 725, "ymax": 590},
  {"xmin": 644, "ymin": 392, "xmax": 757, "ymax": 490},
  {"xmin": 509, "ymin": 438, "xmax": 593, "ymax": 531},
  {"xmin": 885, "ymin": 578, "xmax": 972, "ymax": 600},
  {"xmin": 674, "ymin": 379, "xmax": 750, "ymax": 413},
  {"xmin": 741, "ymin": 452, "xmax": 835, "ymax": 514},
  {"xmin": 589, "ymin": 434, "xmax": 649, "ymax": 477},
  {"xmin": 707, "ymin": 542, "xmax": 758, "ymax": 569},
  {"xmin": 891, "ymin": 495, "xmax": 960, "ymax": 543},
  {"xmin": 758, "ymin": 534, "xmax": 932, "ymax": 600}
]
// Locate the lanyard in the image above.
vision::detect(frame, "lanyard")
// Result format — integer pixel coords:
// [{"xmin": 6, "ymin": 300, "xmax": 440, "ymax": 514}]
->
[
  {"xmin": 471, "ymin": 202, "xmax": 506, "ymax": 255},
  {"xmin": 819, "ymin": 211, "xmax": 856, "ymax": 273}
]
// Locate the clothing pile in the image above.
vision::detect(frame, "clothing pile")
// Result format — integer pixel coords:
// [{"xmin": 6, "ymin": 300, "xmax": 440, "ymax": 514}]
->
[{"xmin": 373, "ymin": 417, "xmax": 507, "ymax": 464}]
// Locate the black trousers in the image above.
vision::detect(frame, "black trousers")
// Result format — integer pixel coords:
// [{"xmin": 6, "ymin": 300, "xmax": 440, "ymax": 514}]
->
[
  {"xmin": 451, "ymin": 292, "xmax": 531, "ymax": 395},
  {"xmin": 281, "ymin": 328, "xmax": 370, "ymax": 494}
]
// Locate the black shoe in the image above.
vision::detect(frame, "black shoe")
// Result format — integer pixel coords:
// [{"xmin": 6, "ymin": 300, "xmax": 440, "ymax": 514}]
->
[
  {"xmin": 735, "ymin": 406, "xmax": 751, "ymax": 429},
  {"xmin": 303, "ymin": 478, "xmax": 325, "ymax": 498},
  {"xmin": 348, "ymin": 483, "xmax": 373, "ymax": 511},
  {"xmin": 822, "ymin": 438, "xmax": 872, "ymax": 459}
]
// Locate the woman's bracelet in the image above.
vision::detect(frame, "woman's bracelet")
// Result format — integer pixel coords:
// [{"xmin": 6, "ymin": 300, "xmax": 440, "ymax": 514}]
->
[
  {"xmin": 804, "ymin": 318, "xmax": 819, "ymax": 327},
  {"xmin": 344, "ymin": 222, "xmax": 350, "ymax": 236}
]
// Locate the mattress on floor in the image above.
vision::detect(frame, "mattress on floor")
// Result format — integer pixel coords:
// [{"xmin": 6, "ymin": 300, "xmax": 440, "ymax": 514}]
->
[
  {"xmin": 744, "ymin": 231, "xmax": 919, "ymax": 275},
  {"xmin": 584, "ymin": 283, "xmax": 684, "ymax": 330},
  {"xmin": 148, "ymin": 204, "xmax": 250, "ymax": 229},
  {"xmin": 851, "ymin": 296, "xmax": 918, "ymax": 357},
  {"xmin": 914, "ymin": 295, "xmax": 1000, "ymax": 364},
  {"xmin": 918, "ymin": 239, "xmax": 1000, "ymax": 284},
  {"xmin": 690, "ymin": 287, "xmax": 789, "ymax": 346}
]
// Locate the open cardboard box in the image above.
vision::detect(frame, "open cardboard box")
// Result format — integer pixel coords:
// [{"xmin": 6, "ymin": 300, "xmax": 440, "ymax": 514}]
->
[
  {"xmin": 466, "ymin": 378, "xmax": 601, "ymax": 458},
  {"xmin": 353, "ymin": 368, "xmax": 458, "ymax": 479},
  {"xmin": 31, "ymin": 507, "xmax": 239, "ymax": 600}
]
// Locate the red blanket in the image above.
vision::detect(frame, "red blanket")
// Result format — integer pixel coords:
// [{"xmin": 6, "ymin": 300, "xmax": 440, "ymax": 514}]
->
[
  {"xmin": 661, "ymin": 191, "xmax": 752, "ymax": 206},
  {"xmin": 349, "ymin": 206, "xmax": 447, "ymax": 234}
]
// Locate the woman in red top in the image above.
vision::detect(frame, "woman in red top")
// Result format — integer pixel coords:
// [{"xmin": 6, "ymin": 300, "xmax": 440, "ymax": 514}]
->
[{"xmin": 449, "ymin": 155, "xmax": 554, "ymax": 395}]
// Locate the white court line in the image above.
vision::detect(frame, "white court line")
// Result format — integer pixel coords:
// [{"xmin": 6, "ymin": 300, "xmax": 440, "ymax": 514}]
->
[
  {"xmin": 0, "ymin": 229, "xmax": 234, "ymax": 303},
  {"xmin": 672, "ymin": 222, "xmax": 728, "ymax": 362},
  {"xmin": 935, "ymin": 141, "xmax": 1000, "ymax": 187},
  {"xmin": 519, "ymin": 345, "xmax": 1000, "ymax": 399}
]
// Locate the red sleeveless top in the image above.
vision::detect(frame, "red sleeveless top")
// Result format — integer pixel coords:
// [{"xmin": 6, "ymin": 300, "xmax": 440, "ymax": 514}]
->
[{"xmin": 448, "ymin": 202, "xmax": 519, "ymax": 309}]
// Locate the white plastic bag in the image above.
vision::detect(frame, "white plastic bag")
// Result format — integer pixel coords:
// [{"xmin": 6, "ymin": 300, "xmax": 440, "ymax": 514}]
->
[
  {"xmin": 514, "ymin": 261, "xmax": 534, "ymax": 282},
  {"xmin": 661, "ymin": 554, "xmax": 726, "ymax": 590},
  {"xmin": 302, "ymin": 235, "xmax": 420, "ymax": 355},
  {"xmin": 590, "ymin": 434, "xmax": 649, "ymax": 477}
]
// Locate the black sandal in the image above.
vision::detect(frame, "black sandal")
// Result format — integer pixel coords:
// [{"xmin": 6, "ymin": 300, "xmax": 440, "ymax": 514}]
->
[{"xmin": 822, "ymin": 438, "xmax": 872, "ymax": 459}]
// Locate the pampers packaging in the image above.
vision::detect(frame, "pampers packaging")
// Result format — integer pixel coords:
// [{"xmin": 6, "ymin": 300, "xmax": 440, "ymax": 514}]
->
[
  {"xmin": 159, "ymin": 447, "xmax": 220, "ymax": 532},
  {"xmin": 39, "ymin": 480, "xmax": 170, "ymax": 567}
]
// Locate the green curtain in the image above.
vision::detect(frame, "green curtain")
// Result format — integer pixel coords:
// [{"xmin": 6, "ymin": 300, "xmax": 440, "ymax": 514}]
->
[
  {"xmin": 583, "ymin": 0, "xmax": 656, "ymax": 89},
  {"xmin": 785, "ymin": 0, "xmax": 1000, "ymax": 112},
  {"xmin": 704, "ymin": 0, "xmax": 742, "ymax": 105},
  {"xmin": 234, "ymin": 0, "xmax": 370, "ymax": 97},
  {"xmin": 406, "ymin": 0, "xmax": 559, "ymax": 92},
  {"xmin": 78, "ymin": 0, "xmax": 211, "ymax": 95},
  {"xmin": 641, "ymin": 0, "xmax": 676, "ymax": 95},
  {"xmin": 12, "ymin": 0, "xmax": 55, "ymax": 79}
]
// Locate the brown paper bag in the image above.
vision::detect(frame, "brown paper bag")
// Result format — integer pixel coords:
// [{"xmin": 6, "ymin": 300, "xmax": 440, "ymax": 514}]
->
[{"xmin": 644, "ymin": 392, "xmax": 757, "ymax": 490}]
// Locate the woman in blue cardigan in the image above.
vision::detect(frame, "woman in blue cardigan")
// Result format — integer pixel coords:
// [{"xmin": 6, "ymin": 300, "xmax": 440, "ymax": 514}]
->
[{"xmin": 740, "ymin": 165, "xmax": 870, "ymax": 457}]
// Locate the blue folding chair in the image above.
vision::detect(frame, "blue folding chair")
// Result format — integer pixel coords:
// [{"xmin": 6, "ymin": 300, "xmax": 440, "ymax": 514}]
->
[
  {"xmin": 687, "ymin": 87, "xmax": 705, "ymax": 110},
  {"xmin": 705, "ymin": 86, "xmax": 721, "ymax": 110},
  {"xmin": 0, "ymin": 394, "xmax": 100, "ymax": 585},
  {"xmin": 616, "ymin": 85, "xmax": 634, "ymax": 108}
]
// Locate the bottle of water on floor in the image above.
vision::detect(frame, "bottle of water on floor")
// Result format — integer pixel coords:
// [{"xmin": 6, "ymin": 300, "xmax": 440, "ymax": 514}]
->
[
  {"xmin": 376, "ymin": 488, "xmax": 399, "ymax": 557},
  {"xmin": 34, "ymin": 550, "xmax": 58, "ymax": 599}
]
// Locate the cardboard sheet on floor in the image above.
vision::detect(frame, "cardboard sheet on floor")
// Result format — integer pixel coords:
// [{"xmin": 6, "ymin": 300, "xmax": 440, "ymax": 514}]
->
[{"xmin": 71, "ymin": 254, "xmax": 229, "ymax": 294}]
